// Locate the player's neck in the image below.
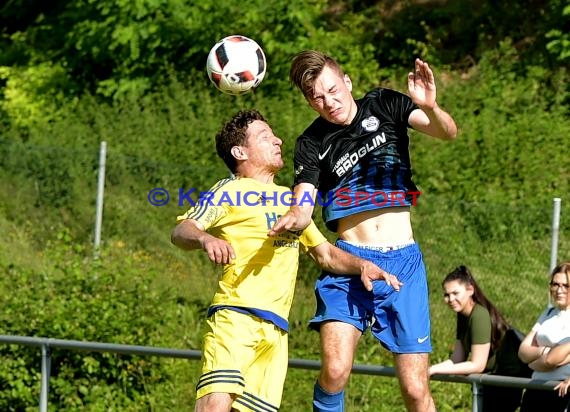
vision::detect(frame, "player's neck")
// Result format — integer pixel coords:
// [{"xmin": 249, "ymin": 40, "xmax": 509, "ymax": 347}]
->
[
  {"xmin": 346, "ymin": 99, "xmax": 358, "ymax": 125},
  {"xmin": 237, "ymin": 170, "xmax": 275, "ymax": 185}
]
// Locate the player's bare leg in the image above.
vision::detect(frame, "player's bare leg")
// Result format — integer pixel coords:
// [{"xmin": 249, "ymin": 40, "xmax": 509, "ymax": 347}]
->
[
  {"xmin": 314, "ymin": 321, "xmax": 360, "ymax": 411},
  {"xmin": 195, "ymin": 392, "xmax": 235, "ymax": 412},
  {"xmin": 394, "ymin": 353, "xmax": 436, "ymax": 412},
  {"xmin": 314, "ymin": 321, "xmax": 361, "ymax": 411},
  {"xmin": 318, "ymin": 321, "xmax": 361, "ymax": 392}
]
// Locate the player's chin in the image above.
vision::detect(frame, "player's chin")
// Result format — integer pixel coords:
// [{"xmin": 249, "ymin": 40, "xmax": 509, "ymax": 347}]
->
[
  {"xmin": 328, "ymin": 112, "xmax": 348, "ymax": 126},
  {"xmin": 275, "ymin": 159, "xmax": 285, "ymax": 169}
]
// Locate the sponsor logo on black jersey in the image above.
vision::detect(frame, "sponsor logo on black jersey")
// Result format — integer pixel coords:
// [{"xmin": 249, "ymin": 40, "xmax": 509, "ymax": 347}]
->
[
  {"xmin": 361, "ymin": 116, "xmax": 379, "ymax": 132},
  {"xmin": 333, "ymin": 132, "xmax": 387, "ymax": 177}
]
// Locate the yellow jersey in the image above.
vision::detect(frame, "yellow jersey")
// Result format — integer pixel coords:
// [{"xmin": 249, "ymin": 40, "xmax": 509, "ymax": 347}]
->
[{"xmin": 177, "ymin": 177, "xmax": 327, "ymax": 331}]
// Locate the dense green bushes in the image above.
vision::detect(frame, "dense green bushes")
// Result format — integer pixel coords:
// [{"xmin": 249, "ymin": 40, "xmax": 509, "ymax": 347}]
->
[{"xmin": 0, "ymin": 233, "xmax": 181, "ymax": 410}]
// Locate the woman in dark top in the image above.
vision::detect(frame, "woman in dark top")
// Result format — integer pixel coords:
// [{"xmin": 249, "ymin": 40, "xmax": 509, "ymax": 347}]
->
[{"xmin": 430, "ymin": 266, "xmax": 521, "ymax": 412}]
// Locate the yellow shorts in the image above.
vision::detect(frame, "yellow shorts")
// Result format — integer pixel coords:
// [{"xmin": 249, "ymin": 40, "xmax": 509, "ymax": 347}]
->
[{"xmin": 196, "ymin": 309, "xmax": 288, "ymax": 412}]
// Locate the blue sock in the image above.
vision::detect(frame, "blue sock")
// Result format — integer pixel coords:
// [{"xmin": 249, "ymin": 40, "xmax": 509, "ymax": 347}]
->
[{"xmin": 313, "ymin": 381, "xmax": 344, "ymax": 412}]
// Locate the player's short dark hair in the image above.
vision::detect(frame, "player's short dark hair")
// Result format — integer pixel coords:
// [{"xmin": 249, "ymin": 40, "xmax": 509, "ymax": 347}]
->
[
  {"xmin": 216, "ymin": 109, "xmax": 266, "ymax": 173},
  {"xmin": 289, "ymin": 50, "xmax": 345, "ymax": 98}
]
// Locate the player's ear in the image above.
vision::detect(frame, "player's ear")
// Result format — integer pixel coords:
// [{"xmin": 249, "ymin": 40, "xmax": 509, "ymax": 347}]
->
[
  {"xmin": 231, "ymin": 145, "xmax": 248, "ymax": 161},
  {"xmin": 344, "ymin": 74, "xmax": 353, "ymax": 92}
]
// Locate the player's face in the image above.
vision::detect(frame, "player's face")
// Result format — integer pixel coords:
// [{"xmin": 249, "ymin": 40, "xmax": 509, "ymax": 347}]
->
[
  {"xmin": 243, "ymin": 120, "xmax": 284, "ymax": 172},
  {"xmin": 306, "ymin": 65, "xmax": 358, "ymax": 126},
  {"xmin": 442, "ymin": 280, "xmax": 474, "ymax": 315}
]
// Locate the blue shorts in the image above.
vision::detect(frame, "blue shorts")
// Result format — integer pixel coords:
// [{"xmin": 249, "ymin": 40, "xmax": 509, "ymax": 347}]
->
[{"xmin": 309, "ymin": 240, "xmax": 431, "ymax": 353}]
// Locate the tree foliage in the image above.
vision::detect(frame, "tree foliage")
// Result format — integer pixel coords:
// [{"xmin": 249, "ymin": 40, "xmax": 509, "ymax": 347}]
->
[
  {"xmin": 1, "ymin": 0, "xmax": 568, "ymax": 110},
  {"xmin": 0, "ymin": 0, "xmax": 376, "ymax": 103}
]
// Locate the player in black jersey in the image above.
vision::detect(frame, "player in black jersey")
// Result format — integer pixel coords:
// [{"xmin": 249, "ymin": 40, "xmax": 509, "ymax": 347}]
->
[{"xmin": 269, "ymin": 51, "xmax": 457, "ymax": 412}]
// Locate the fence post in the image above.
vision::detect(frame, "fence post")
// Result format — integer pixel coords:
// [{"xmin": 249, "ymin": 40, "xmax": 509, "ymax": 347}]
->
[
  {"xmin": 471, "ymin": 382, "xmax": 482, "ymax": 412},
  {"xmin": 40, "ymin": 343, "xmax": 51, "ymax": 412},
  {"xmin": 549, "ymin": 197, "xmax": 562, "ymax": 274},
  {"xmin": 548, "ymin": 198, "xmax": 562, "ymax": 306},
  {"xmin": 94, "ymin": 141, "xmax": 107, "ymax": 258}
]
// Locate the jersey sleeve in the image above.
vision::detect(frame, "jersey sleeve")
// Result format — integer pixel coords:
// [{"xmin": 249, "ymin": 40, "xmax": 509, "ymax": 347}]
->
[
  {"xmin": 298, "ymin": 220, "xmax": 328, "ymax": 253},
  {"xmin": 293, "ymin": 133, "xmax": 321, "ymax": 188},
  {"xmin": 175, "ymin": 178, "xmax": 232, "ymax": 230},
  {"xmin": 470, "ymin": 305, "xmax": 492, "ymax": 345},
  {"xmin": 378, "ymin": 88, "xmax": 418, "ymax": 128}
]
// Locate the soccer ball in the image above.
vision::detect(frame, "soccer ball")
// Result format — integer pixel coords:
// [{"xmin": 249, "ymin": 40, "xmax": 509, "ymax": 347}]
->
[{"xmin": 206, "ymin": 35, "xmax": 267, "ymax": 95}]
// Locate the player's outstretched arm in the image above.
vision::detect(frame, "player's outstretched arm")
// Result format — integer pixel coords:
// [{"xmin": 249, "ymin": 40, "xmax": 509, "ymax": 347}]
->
[
  {"xmin": 171, "ymin": 219, "xmax": 235, "ymax": 265},
  {"xmin": 407, "ymin": 58, "xmax": 458, "ymax": 140},
  {"xmin": 307, "ymin": 242, "xmax": 402, "ymax": 292},
  {"xmin": 407, "ymin": 58, "xmax": 437, "ymax": 110},
  {"xmin": 268, "ymin": 182, "xmax": 317, "ymax": 236}
]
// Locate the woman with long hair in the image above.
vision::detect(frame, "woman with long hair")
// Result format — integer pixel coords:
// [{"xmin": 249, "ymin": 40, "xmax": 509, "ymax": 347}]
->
[{"xmin": 430, "ymin": 265, "xmax": 521, "ymax": 411}]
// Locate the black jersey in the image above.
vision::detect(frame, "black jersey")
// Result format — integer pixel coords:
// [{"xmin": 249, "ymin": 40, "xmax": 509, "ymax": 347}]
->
[{"xmin": 293, "ymin": 88, "xmax": 421, "ymax": 231}]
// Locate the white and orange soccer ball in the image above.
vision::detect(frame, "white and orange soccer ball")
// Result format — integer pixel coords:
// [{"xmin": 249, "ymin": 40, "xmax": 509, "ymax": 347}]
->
[{"xmin": 206, "ymin": 35, "xmax": 267, "ymax": 95}]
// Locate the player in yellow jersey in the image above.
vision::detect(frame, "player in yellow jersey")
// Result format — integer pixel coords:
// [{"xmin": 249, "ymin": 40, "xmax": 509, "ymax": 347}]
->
[{"xmin": 171, "ymin": 109, "xmax": 402, "ymax": 412}]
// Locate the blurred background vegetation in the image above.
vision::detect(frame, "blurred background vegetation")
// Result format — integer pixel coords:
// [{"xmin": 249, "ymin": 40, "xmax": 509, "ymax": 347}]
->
[{"xmin": 0, "ymin": 0, "xmax": 569, "ymax": 410}]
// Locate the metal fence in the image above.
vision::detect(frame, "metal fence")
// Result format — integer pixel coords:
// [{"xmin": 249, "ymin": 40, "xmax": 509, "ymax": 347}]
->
[{"xmin": 0, "ymin": 334, "xmax": 560, "ymax": 412}]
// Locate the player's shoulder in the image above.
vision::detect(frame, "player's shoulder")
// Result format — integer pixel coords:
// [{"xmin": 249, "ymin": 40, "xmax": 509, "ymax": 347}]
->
[
  {"xmin": 271, "ymin": 182, "xmax": 292, "ymax": 192},
  {"xmin": 363, "ymin": 87, "xmax": 408, "ymax": 101},
  {"xmin": 299, "ymin": 116, "xmax": 339, "ymax": 142},
  {"xmin": 208, "ymin": 175, "xmax": 238, "ymax": 192},
  {"xmin": 212, "ymin": 175, "xmax": 234, "ymax": 188}
]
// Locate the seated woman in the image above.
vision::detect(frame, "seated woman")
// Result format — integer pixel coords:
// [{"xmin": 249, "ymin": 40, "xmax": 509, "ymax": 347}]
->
[
  {"xmin": 518, "ymin": 262, "xmax": 570, "ymax": 412},
  {"xmin": 547, "ymin": 342, "xmax": 570, "ymax": 397},
  {"xmin": 429, "ymin": 265, "xmax": 522, "ymax": 411}
]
